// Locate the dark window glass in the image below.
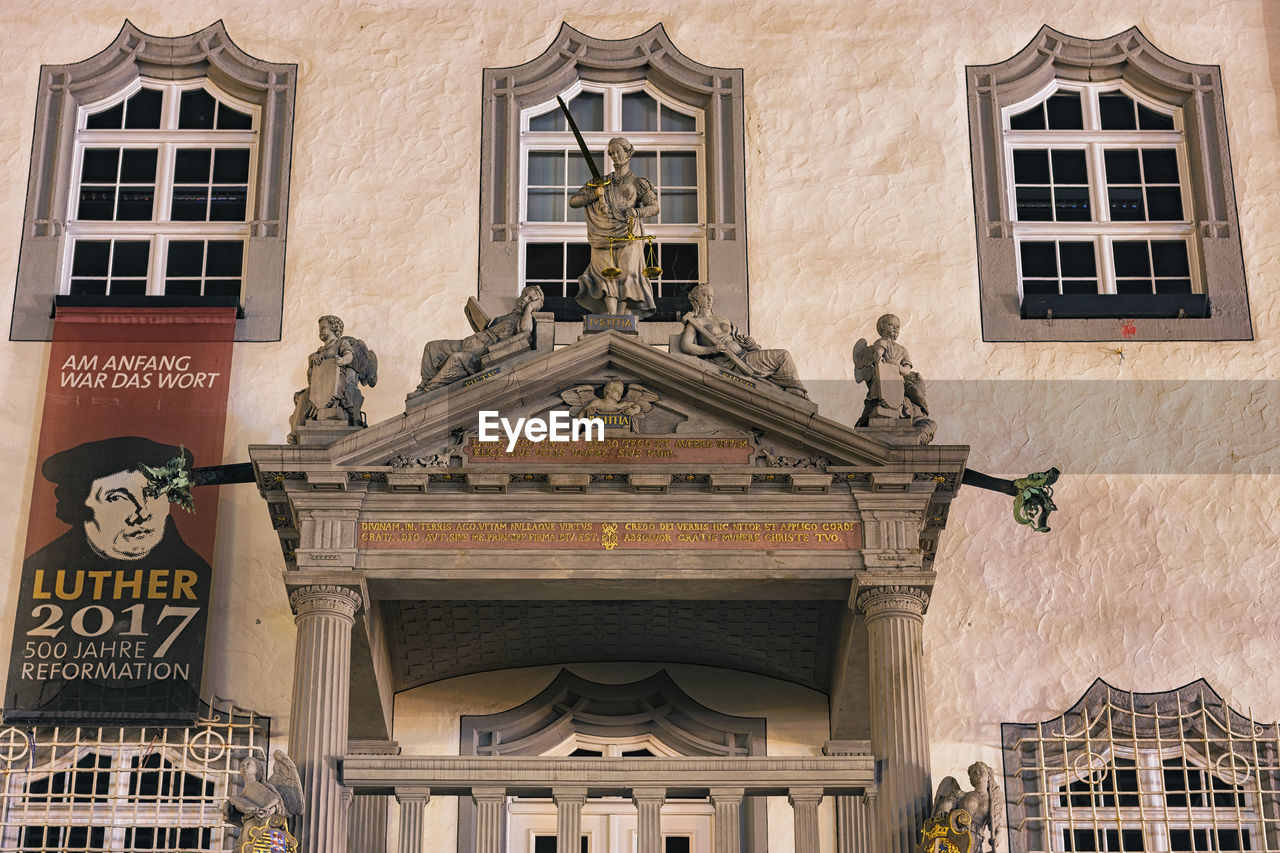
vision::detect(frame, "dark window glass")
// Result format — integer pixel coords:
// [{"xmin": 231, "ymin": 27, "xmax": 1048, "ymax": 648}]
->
[
  {"xmin": 1100, "ymin": 93, "xmax": 1137, "ymax": 130},
  {"xmin": 622, "ymin": 748, "xmax": 655, "ymax": 757},
  {"xmin": 113, "ymin": 241, "xmax": 149, "ymax": 276},
  {"xmin": 1019, "ymin": 242, "xmax": 1056, "ymax": 278},
  {"xmin": 526, "ymin": 243, "xmax": 563, "ymax": 279},
  {"xmin": 207, "ymin": 240, "xmax": 244, "ymax": 277},
  {"xmin": 86, "ymin": 102, "xmax": 125, "ymax": 130},
  {"xmin": 660, "ymin": 242, "xmax": 699, "ymax": 281},
  {"xmin": 81, "ymin": 148, "xmax": 120, "ymax": 183},
  {"xmin": 570, "ymin": 747, "xmax": 603, "ymax": 756},
  {"xmin": 120, "ymin": 149, "xmax": 157, "ymax": 183},
  {"xmin": 124, "ymin": 87, "xmax": 163, "ymax": 129},
  {"xmin": 1114, "ymin": 242, "xmax": 1151, "ymax": 277},
  {"xmin": 1142, "ymin": 150, "xmax": 1180, "ymax": 183},
  {"xmin": 1104, "ymin": 150, "xmax": 1141, "ymax": 184},
  {"xmin": 72, "ymin": 241, "xmax": 111, "ymax": 276},
  {"xmin": 179, "ymin": 88, "xmax": 218, "ymax": 129},
  {"xmin": 209, "ymin": 186, "xmax": 248, "ymax": 221},
  {"xmin": 622, "ymin": 91, "xmax": 658, "ymax": 132},
  {"xmin": 217, "ymin": 103, "xmax": 253, "ymax": 130},
  {"xmin": 1013, "ymin": 150, "xmax": 1050, "ymax": 184},
  {"xmin": 665, "ymin": 837, "xmax": 692, "ymax": 853},
  {"xmin": 1046, "ymin": 92, "xmax": 1083, "ymax": 129},
  {"xmin": 1109, "ymin": 186, "xmax": 1146, "ymax": 221},
  {"xmin": 1056, "ymin": 186, "xmax": 1091, "ymax": 222},
  {"xmin": 171, "ymin": 187, "xmax": 210, "ymax": 221},
  {"xmin": 1016, "ymin": 186, "xmax": 1052, "ymax": 221},
  {"xmin": 167, "ymin": 240, "xmax": 204, "ymax": 277},
  {"xmin": 213, "ymin": 149, "xmax": 251, "ymax": 183},
  {"xmin": 662, "ymin": 108, "xmax": 697, "ymax": 132},
  {"xmin": 1059, "ymin": 242, "xmax": 1096, "ymax": 278},
  {"xmin": 1052, "ymin": 150, "xmax": 1088, "ymax": 184},
  {"xmin": 116, "ymin": 186, "xmax": 155, "ymax": 221},
  {"xmin": 175, "ymin": 149, "xmax": 212, "ymax": 183},
  {"xmin": 1138, "ymin": 103, "xmax": 1175, "ymax": 130},
  {"xmin": 1009, "ymin": 103, "xmax": 1045, "ymax": 130},
  {"xmin": 1146, "ymin": 187, "xmax": 1183, "ymax": 220}
]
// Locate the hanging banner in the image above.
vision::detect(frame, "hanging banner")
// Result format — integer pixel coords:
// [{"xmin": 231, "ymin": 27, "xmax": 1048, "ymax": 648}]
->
[{"xmin": 5, "ymin": 307, "xmax": 236, "ymax": 723}]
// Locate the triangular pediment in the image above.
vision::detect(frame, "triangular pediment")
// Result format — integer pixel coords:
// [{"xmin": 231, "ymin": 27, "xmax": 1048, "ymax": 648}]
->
[{"xmin": 268, "ymin": 330, "xmax": 952, "ymax": 472}]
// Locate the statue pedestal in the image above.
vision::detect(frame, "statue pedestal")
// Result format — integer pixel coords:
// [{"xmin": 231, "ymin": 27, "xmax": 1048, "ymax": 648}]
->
[
  {"xmin": 582, "ymin": 314, "xmax": 639, "ymax": 335},
  {"xmin": 291, "ymin": 421, "xmax": 363, "ymax": 446}
]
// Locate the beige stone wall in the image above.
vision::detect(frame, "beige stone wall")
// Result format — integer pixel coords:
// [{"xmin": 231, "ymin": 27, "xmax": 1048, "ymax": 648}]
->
[
  {"xmin": 391, "ymin": 663, "xmax": 834, "ymax": 853},
  {"xmin": 0, "ymin": 2, "xmax": 1276, "ymax": 848}
]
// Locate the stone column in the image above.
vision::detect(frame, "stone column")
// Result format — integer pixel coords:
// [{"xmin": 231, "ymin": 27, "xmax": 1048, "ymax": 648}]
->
[
  {"xmin": 709, "ymin": 788, "xmax": 744, "ymax": 853},
  {"xmin": 633, "ymin": 788, "xmax": 666, "ymax": 853},
  {"xmin": 788, "ymin": 788, "xmax": 823, "ymax": 853},
  {"xmin": 348, "ymin": 740, "xmax": 398, "ymax": 853},
  {"xmin": 857, "ymin": 585, "xmax": 931, "ymax": 853},
  {"xmin": 554, "ymin": 788, "xmax": 588, "ymax": 853},
  {"xmin": 825, "ymin": 740, "xmax": 874, "ymax": 853},
  {"xmin": 289, "ymin": 584, "xmax": 363, "ymax": 853},
  {"xmin": 473, "ymin": 788, "xmax": 507, "ymax": 853},
  {"xmin": 395, "ymin": 787, "xmax": 430, "ymax": 853}
]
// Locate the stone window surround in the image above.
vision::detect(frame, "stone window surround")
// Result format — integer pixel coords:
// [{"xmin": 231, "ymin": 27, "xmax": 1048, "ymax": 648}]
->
[
  {"xmin": 967, "ymin": 26, "xmax": 1251, "ymax": 341},
  {"xmin": 456, "ymin": 668, "xmax": 768, "ymax": 853},
  {"xmin": 10, "ymin": 20, "xmax": 296, "ymax": 342},
  {"xmin": 479, "ymin": 23, "xmax": 748, "ymax": 343}
]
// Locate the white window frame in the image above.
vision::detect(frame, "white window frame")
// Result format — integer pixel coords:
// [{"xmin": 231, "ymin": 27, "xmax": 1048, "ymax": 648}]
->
[
  {"xmin": 517, "ymin": 81, "xmax": 707, "ymax": 315},
  {"xmin": 1003, "ymin": 80, "xmax": 1198, "ymax": 302},
  {"xmin": 63, "ymin": 77, "xmax": 259, "ymax": 299}
]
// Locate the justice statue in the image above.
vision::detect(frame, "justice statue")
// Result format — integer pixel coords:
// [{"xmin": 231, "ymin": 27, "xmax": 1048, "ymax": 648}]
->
[
  {"xmin": 853, "ymin": 313, "xmax": 928, "ymax": 426},
  {"xmin": 559, "ymin": 97, "xmax": 659, "ymax": 318},
  {"xmin": 918, "ymin": 762, "xmax": 1004, "ymax": 853},
  {"xmin": 288, "ymin": 315, "xmax": 378, "ymax": 443},
  {"xmin": 417, "ymin": 286, "xmax": 545, "ymax": 392},
  {"xmin": 679, "ymin": 283, "xmax": 810, "ymax": 399},
  {"xmin": 223, "ymin": 751, "xmax": 303, "ymax": 852}
]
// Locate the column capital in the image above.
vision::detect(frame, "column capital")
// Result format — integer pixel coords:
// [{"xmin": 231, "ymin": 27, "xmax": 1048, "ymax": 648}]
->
[
  {"xmin": 708, "ymin": 787, "xmax": 745, "ymax": 805},
  {"xmin": 788, "ymin": 787, "xmax": 824, "ymax": 807},
  {"xmin": 632, "ymin": 787, "xmax": 667, "ymax": 804},
  {"xmin": 552, "ymin": 786, "xmax": 589, "ymax": 806},
  {"xmin": 395, "ymin": 786, "xmax": 431, "ymax": 805},
  {"xmin": 472, "ymin": 786, "xmax": 507, "ymax": 804},
  {"xmin": 338, "ymin": 786, "xmax": 353, "ymax": 805},
  {"xmin": 289, "ymin": 583, "xmax": 363, "ymax": 619},
  {"xmin": 855, "ymin": 584, "xmax": 929, "ymax": 617}
]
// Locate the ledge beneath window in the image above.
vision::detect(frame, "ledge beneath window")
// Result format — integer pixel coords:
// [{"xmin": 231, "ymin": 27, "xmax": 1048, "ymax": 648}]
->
[
  {"xmin": 1020, "ymin": 293, "xmax": 1209, "ymax": 320},
  {"xmin": 53, "ymin": 295, "xmax": 244, "ymax": 318}
]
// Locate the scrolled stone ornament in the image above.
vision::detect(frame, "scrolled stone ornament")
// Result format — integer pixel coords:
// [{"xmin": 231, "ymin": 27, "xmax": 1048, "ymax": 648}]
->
[
  {"xmin": 1012, "ymin": 467, "xmax": 1060, "ymax": 533},
  {"xmin": 287, "ymin": 584, "xmax": 363, "ymax": 619},
  {"xmin": 855, "ymin": 584, "xmax": 930, "ymax": 618}
]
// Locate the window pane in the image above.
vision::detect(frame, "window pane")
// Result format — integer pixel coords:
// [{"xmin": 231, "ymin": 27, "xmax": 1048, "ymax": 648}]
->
[
  {"xmin": 568, "ymin": 153, "xmax": 605, "ymax": 185},
  {"xmin": 1059, "ymin": 242, "xmax": 1096, "ymax": 277},
  {"xmin": 72, "ymin": 241, "xmax": 110, "ymax": 276},
  {"xmin": 120, "ymin": 149, "xmax": 157, "ymax": 183},
  {"xmin": 1138, "ymin": 103, "xmax": 1175, "ymax": 130},
  {"xmin": 662, "ymin": 151, "xmax": 698, "ymax": 186},
  {"xmin": 1113, "ymin": 242, "xmax": 1151, "ymax": 276},
  {"xmin": 1055, "ymin": 186, "xmax": 1092, "ymax": 221},
  {"xmin": 1016, "ymin": 186, "xmax": 1052, "ymax": 221},
  {"xmin": 622, "ymin": 91, "xmax": 658, "ymax": 132},
  {"xmin": 661, "ymin": 242, "xmax": 699, "ymax": 280},
  {"xmin": 167, "ymin": 240, "xmax": 204, "ymax": 277},
  {"xmin": 207, "ymin": 240, "xmax": 244, "ymax": 276},
  {"xmin": 1046, "ymin": 92, "xmax": 1083, "ymax": 129},
  {"xmin": 205, "ymin": 278, "xmax": 241, "ymax": 297},
  {"xmin": 661, "ymin": 107, "xmax": 697, "ymax": 132},
  {"xmin": 1145, "ymin": 186, "xmax": 1183, "ymax": 220},
  {"xmin": 112, "ymin": 241, "xmax": 150, "ymax": 277},
  {"xmin": 78, "ymin": 187, "xmax": 116, "ymax": 220},
  {"xmin": 1013, "ymin": 150, "xmax": 1050, "ymax": 184},
  {"xmin": 69, "ymin": 278, "xmax": 108, "ymax": 296},
  {"xmin": 1142, "ymin": 149, "xmax": 1180, "ymax": 183},
  {"xmin": 528, "ymin": 152, "xmax": 565, "ymax": 186},
  {"xmin": 1051, "ymin": 150, "xmax": 1087, "ymax": 184},
  {"xmin": 1109, "ymin": 186, "xmax": 1146, "ymax": 221},
  {"xmin": 175, "ymin": 149, "xmax": 212, "ymax": 183},
  {"xmin": 662, "ymin": 189, "xmax": 698, "ymax": 223},
  {"xmin": 530, "ymin": 108, "xmax": 562, "ymax": 132},
  {"xmin": 527, "ymin": 188, "xmax": 564, "ymax": 221},
  {"xmin": 86, "ymin": 101, "xmax": 124, "ymax": 130},
  {"xmin": 82, "ymin": 149, "xmax": 119, "ymax": 183},
  {"xmin": 178, "ymin": 88, "xmax": 217, "ymax": 129},
  {"xmin": 116, "ymin": 186, "xmax": 156, "ymax": 220},
  {"xmin": 213, "ymin": 149, "xmax": 251, "ymax": 183},
  {"xmin": 1009, "ymin": 103, "xmax": 1045, "ymax": 130},
  {"xmin": 1020, "ymin": 242, "xmax": 1057, "ymax": 277},
  {"xmin": 1104, "ymin": 150, "xmax": 1141, "ymax": 184},
  {"xmin": 217, "ymin": 103, "xmax": 253, "ymax": 130},
  {"xmin": 629, "ymin": 152, "xmax": 656, "ymax": 182},
  {"xmin": 566, "ymin": 242, "xmax": 590, "ymax": 272},
  {"xmin": 526, "ymin": 243, "xmax": 563, "ymax": 279},
  {"xmin": 209, "ymin": 186, "xmax": 248, "ymax": 221},
  {"xmin": 665, "ymin": 837, "xmax": 692, "ymax": 853},
  {"xmin": 1100, "ymin": 93, "xmax": 1137, "ymax": 130},
  {"xmin": 124, "ymin": 87, "xmax": 163, "ymax": 129},
  {"xmin": 171, "ymin": 187, "xmax": 209, "ymax": 220},
  {"xmin": 570, "ymin": 91, "xmax": 604, "ymax": 132}
]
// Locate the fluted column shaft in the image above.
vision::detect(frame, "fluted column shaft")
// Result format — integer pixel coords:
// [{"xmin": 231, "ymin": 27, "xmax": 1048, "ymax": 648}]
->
[
  {"xmin": 554, "ymin": 788, "xmax": 588, "ymax": 853},
  {"xmin": 709, "ymin": 788, "xmax": 744, "ymax": 853},
  {"xmin": 473, "ymin": 788, "xmax": 506, "ymax": 853},
  {"xmin": 349, "ymin": 795, "xmax": 388, "ymax": 852},
  {"xmin": 858, "ymin": 585, "xmax": 931, "ymax": 853},
  {"xmin": 835, "ymin": 794, "xmax": 875, "ymax": 853},
  {"xmin": 289, "ymin": 585, "xmax": 362, "ymax": 853},
  {"xmin": 633, "ymin": 788, "xmax": 666, "ymax": 853},
  {"xmin": 789, "ymin": 788, "xmax": 823, "ymax": 853},
  {"xmin": 395, "ymin": 787, "xmax": 430, "ymax": 853}
]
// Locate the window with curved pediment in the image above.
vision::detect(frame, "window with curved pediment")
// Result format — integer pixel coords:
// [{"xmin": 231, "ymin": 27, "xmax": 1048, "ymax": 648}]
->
[
  {"xmin": 11, "ymin": 21, "xmax": 296, "ymax": 341},
  {"xmin": 1002, "ymin": 679, "xmax": 1280, "ymax": 852},
  {"xmin": 967, "ymin": 28, "xmax": 1251, "ymax": 341},
  {"xmin": 479, "ymin": 24, "xmax": 748, "ymax": 337}
]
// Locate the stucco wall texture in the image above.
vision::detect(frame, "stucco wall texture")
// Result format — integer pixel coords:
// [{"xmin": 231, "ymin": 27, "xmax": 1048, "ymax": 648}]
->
[{"xmin": 0, "ymin": 2, "xmax": 1277, "ymax": 850}]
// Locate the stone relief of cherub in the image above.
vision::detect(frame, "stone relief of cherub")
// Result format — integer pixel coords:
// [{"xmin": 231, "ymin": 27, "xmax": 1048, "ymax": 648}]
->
[{"xmin": 559, "ymin": 381, "xmax": 659, "ymax": 430}]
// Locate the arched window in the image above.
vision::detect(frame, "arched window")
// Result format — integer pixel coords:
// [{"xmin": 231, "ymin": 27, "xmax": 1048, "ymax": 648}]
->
[
  {"xmin": 519, "ymin": 82, "xmax": 705, "ymax": 322},
  {"xmin": 66, "ymin": 78, "xmax": 258, "ymax": 302},
  {"xmin": 11, "ymin": 21, "xmax": 296, "ymax": 342},
  {"xmin": 1002, "ymin": 679, "xmax": 1279, "ymax": 852},
  {"xmin": 480, "ymin": 24, "xmax": 748, "ymax": 339},
  {"xmin": 967, "ymin": 28, "xmax": 1250, "ymax": 341}
]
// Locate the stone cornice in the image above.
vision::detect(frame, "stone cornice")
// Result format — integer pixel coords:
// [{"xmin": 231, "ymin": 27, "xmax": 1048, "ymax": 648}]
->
[
  {"xmin": 855, "ymin": 585, "xmax": 930, "ymax": 617},
  {"xmin": 289, "ymin": 584, "xmax": 363, "ymax": 619}
]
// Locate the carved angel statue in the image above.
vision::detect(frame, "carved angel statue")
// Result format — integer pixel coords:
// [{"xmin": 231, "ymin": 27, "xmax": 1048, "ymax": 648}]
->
[
  {"xmin": 921, "ymin": 762, "xmax": 1004, "ymax": 853},
  {"xmin": 853, "ymin": 313, "xmax": 927, "ymax": 427},
  {"xmin": 222, "ymin": 750, "xmax": 304, "ymax": 830},
  {"xmin": 559, "ymin": 381, "xmax": 659, "ymax": 429}
]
